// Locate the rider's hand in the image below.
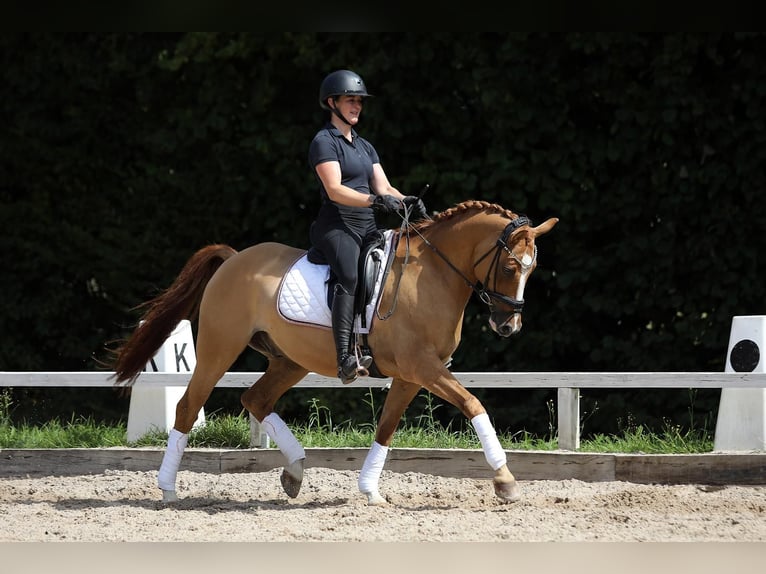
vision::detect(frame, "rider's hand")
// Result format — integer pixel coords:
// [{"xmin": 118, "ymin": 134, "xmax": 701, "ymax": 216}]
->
[
  {"xmin": 371, "ymin": 194, "xmax": 402, "ymax": 214},
  {"xmin": 403, "ymin": 196, "xmax": 429, "ymax": 221}
]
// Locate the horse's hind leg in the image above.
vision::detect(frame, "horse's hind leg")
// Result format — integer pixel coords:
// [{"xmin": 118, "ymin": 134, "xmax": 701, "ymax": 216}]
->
[
  {"xmin": 357, "ymin": 378, "xmax": 421, "ymax": 506},
  {"xmin": 240, "ymin": 358, "xmax": 309, "ymax": 499},
  {"xmin": 157, "ymin": 318, "xmax": 252, "ymax": 503},
  {"xmin": 158, "ymin": 366, "xmax": 230, "ymax": 503}
]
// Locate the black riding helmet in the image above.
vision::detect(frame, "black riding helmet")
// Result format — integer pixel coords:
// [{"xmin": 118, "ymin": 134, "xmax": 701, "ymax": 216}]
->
[{"xmin": 319, "ymin": 69, "xmax": 373, "ymax": 125}]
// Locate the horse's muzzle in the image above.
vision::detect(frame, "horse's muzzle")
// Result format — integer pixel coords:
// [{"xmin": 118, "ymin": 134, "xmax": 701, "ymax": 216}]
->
[{"xmin": 489, "ymin": 312, "xmax": 522, "ymax": 337}]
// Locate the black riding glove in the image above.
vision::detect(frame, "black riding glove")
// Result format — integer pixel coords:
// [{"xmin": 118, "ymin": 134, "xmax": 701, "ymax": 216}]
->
[
  {"xmin": 371, "ymin": 194, "xmax": 402, "ymax": 214},
  {"xmin": 402, "ymin": 195, "xmax": 429, "ymax": 221}
]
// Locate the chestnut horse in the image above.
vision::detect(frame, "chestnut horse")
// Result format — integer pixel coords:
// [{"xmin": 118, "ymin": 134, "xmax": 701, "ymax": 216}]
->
[{"xmin": 111, "ymin": 200, "xmax": 558, "ymax": 505}]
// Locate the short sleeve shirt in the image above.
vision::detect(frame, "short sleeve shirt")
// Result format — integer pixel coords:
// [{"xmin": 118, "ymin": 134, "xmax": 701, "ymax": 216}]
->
[{"xmin": 309, "ymin": 123, "xmax": 380, "ymax": 229}]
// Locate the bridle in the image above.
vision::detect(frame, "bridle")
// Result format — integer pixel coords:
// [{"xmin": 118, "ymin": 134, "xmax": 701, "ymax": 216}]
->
[
  {"xmin": 472, "ymin": 216, "xmax": 536, "ymax": 314},
  {"xmin": 378, "ymin": 211, "xmax": 535, "ymax": 320}
]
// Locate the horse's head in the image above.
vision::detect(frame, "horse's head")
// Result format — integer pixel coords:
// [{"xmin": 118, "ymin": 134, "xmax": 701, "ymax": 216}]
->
[{"xmin": 475, "ymin": 215, "xmax": 558, "ymax": 337}]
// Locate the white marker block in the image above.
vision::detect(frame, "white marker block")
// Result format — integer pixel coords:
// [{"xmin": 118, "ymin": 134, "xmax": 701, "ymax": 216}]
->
[
  {"xmin": 126, "ymin": 319, "xmax": 205, "ymax": 442},
  {"xmin": 714, "ymin": 315, "xmax": 766, "ymax": 451}
]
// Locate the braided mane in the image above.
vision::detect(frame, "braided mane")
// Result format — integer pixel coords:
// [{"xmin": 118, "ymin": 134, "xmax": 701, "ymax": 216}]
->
[{"xmin": 416, "ymin": 200, "xmax": 519, "ymax": 231}]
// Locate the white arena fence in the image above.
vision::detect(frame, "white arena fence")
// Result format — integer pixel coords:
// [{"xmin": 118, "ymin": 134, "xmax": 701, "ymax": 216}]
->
[{"xmin": 1, "ymin": 370, "xmax": 765, "ymax": 451}]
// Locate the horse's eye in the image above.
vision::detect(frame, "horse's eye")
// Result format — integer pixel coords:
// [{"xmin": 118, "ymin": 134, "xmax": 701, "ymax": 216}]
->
[{"xmin": 502, "ymin": 265, "xmax": 515, "ymax": 276}]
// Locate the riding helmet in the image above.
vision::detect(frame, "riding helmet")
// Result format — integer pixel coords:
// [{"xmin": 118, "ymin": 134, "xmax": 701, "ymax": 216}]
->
[{"xmin": 319, "ymin": 70, "xmax": 372, "ymax": 110}]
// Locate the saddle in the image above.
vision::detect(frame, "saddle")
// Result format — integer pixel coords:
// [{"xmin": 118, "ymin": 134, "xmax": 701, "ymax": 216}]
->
[
  {"xmin": 277, "ymin": 229, "xmax": 399, "ymax": 345},
  {"xmin": 278, "ymin": 231, "xmax": 398, "ymax": 378},
  {"xmin": 306, "ymin": 230, "xmax": 394, "ymax": 328}
]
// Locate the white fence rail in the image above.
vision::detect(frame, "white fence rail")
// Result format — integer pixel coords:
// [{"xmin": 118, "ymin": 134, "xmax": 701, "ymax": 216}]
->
[{"xmin": 3, "ymin": 371, "xmax": 765, "ymax": 450}]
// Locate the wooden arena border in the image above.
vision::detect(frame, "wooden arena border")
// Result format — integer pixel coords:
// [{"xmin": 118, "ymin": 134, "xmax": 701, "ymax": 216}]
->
[{"xmin": 2, "ymin": 447, "xmax": 765, "ymax": 485}]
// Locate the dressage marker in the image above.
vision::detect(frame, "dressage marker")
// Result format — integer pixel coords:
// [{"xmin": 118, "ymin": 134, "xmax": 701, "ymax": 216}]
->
[
  {"xmin": 714, "ymin": 315, "xmax": 766, "ymax": 451},
  {"xmin": 126, "ymin": 319, "xmax": 205, "ymax": 442}
]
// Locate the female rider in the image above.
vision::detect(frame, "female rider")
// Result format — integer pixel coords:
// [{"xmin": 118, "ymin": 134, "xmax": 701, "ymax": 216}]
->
[{"xmin": 307, "ymin": 69, "xmax": 426, "ymax": 384}]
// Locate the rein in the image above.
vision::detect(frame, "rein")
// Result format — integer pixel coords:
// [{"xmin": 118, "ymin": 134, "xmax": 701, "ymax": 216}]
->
[
  {"xmin": 378, "ymin": 208, "xmax": 532, "ymax": 319},
  {"xmin": 375, "ymin": 211, "xmax": 412, "ymax": 320}
]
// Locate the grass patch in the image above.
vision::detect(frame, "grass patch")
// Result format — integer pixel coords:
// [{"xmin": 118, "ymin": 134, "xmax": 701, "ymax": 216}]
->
[
  {"xmin": 0, "ymin": 415, "xmax": 127, "ymax": 448},
  {"xmin": 0, "ymin": 412, "xmax": 713, "ymax": 453},
  {"xmin": 0, "ymin": 388, "xmax": 713, "ymax": 452}
]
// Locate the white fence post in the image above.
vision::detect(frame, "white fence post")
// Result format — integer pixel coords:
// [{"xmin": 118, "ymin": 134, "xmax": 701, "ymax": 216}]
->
[
  {"xmin": 714, "ymin": 315, "xmax": 766, "ymax": 451},
  {"xmin": 126, "ymin": 319, "xmax": 205, "ymax": 442},
  {"xmin": 249, "ymin": 413, "xmax": 271, "ymax": 448},
  {"xmin": 557, "ymin": 387, "xmax": 580, "ymax": 450}
]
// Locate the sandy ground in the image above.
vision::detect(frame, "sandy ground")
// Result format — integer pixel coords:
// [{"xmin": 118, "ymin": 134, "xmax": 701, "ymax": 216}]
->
[{"xmin": 1, "ymin": 467, "xmax": 765, "ymax": 542}]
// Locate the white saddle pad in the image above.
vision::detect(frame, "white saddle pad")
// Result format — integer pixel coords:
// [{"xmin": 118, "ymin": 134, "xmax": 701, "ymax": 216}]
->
[{"xmin": 277, "ymin": 230, "xmax": 395, "ymax": 333}]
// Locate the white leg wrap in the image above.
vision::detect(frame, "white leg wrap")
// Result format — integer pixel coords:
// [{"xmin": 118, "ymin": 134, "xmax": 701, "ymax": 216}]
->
[
  {"xmin": 358, "ymin": 441, "xmax": 388, "ymax": 495},
  {"xmin": 157, "ymin": 428, "xmax": 188, "ymax": 491},
  {"xmin": 471, "ymin": 413, "xmax": 507, "ymax": 471},
  {"xmin": 262, "ymin": 413, "xmax": 305, "ymax": 464}
]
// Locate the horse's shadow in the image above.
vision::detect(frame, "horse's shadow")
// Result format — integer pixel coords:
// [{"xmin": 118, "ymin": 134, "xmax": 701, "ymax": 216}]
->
[
  {"xmin": 162, "ymin": 496, "xmax": 352, "ymax": 514},
  {"xmin": 17, "ymin": 495, "xmax": 463, "ymax": 514},
  {"xmin": 7, "ymin": 495, "xmax": 351, "ymax": 514}
]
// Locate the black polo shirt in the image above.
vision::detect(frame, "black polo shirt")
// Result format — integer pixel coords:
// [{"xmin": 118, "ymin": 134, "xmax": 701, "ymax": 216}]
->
[{"xmin": 309, "ymin": 123, "xmax": 380, "ymax": 232}]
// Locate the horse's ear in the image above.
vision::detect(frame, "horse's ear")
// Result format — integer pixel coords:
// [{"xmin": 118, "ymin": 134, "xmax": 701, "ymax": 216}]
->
[{"xmin": 531, "ymin": 217, "xmax": 559, "ymax": 237}]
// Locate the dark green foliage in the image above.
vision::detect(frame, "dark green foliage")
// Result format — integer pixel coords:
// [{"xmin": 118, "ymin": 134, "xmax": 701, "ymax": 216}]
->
[{"xmin": 2, "ymin": 33, "xmax": 765, "ymax": 436}]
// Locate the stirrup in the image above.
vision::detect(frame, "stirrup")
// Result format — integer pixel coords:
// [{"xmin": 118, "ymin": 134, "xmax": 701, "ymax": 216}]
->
[{"xmin": 338, "ymin": 353, "xmax": 373, "ymax": 384}]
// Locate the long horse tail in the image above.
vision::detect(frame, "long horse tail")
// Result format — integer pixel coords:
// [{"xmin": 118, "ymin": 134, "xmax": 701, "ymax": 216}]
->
[{"xmin": 111, "ymin": 244, "xmax": 238, "ymax": 385}]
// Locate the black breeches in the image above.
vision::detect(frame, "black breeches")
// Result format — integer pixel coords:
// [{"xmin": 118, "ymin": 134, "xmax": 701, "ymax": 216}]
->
[{"xmin": 311, "ymin": 226, "xmax": 363, "ymax": 295}]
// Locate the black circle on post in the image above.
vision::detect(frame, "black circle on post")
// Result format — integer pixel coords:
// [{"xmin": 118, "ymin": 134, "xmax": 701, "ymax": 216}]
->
[{"xmin": 730, "ymin": 339, "xmax": 760, "ymax": 372}]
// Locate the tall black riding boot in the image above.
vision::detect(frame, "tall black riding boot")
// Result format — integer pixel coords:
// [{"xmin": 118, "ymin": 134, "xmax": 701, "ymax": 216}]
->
[{"xmin": 332, "ymin": 287, "xmax": 373, "ymax": 384}]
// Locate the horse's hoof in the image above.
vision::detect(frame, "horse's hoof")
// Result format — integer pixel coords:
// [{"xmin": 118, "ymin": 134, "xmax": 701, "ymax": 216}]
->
[
  {"xmin": 493, "ymin": 478, "xmax": 521, "ymax": 503},
  {"xmin": 364, "ymin": 490, "xmax": 387, "ymax": 506},
  {"xmin": 161, "ymin": 489, "xmax": 179, "ymax": 503},
  {"xmin": 280, "ymin": 459, "xmax": 305, "ymax": 498}
]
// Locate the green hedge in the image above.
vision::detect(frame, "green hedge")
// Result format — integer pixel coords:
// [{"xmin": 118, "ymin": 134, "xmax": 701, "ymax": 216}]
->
[{"xmin": 2, "ymin": 33, "xmax": 765, "ymax": 436}]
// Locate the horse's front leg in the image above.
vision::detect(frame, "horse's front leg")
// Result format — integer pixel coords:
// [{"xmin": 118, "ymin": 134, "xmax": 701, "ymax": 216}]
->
[
  {"xmin": 472, "ymin": 411, "xmax": 521, "ymax": 502},
  {"xmin": 357, "ymin": 378, "xmax": 421, "ymax": 506},
  {"xmin": 240, "ymin": 358, "xmax": 309, "ymax": 499},
  {"xmin": 418, "ymin": 367, "xmax": 521, "ymax": 503}
]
